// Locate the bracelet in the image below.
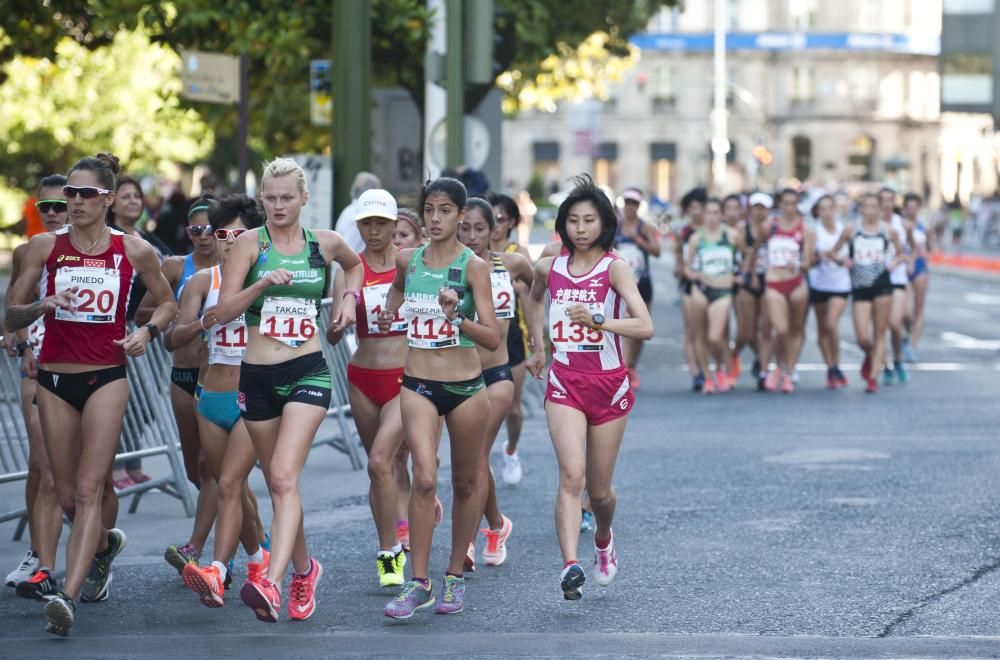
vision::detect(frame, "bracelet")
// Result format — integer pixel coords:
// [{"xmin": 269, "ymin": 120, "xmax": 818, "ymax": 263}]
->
[
  {"xmin": 199, "ymin": 316, "xmax": 210, "ymax": 331},
  {"xmin": 15, "ymin": 341, "xmax": 30, "ymax": 357},
  {"xmin": 342, "ymin": 289, "xmax": 360, "ymax": 302}
]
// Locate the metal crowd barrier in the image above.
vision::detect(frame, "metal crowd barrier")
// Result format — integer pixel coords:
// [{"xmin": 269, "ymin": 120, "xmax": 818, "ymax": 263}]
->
[{"xmin": 317, "ymin": 299, "xmax": 365, "ymax": 470}]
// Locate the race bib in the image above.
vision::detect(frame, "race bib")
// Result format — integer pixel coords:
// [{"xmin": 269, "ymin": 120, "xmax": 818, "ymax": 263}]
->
[
  {"xmin": 403, "ymin": 296, "xmax": 458, "ymax": 349},
  {"xmin": 363, "ymin": 283, "xmax": 406, "ymax": 333},
  {"xmin": 700, "ymin": 245, "xmax": 734, "ymax": 277},
  {"xmin": 616, "ymin": 243, "xmax": 645, "ymax": 280},
  {"xmin": 209, "ymin": 315, "xmax": 247, "ymax": 359},
  {"xmin": 853, "ymin": 236, "xmax": 885, "ymax": 265},
  {"xmin": 767, "ymin": 236, "xmax": 800, "ymax": 269},
  {"xmin": 548, "ymin": 299, "xmax": 605, "ymax": 353},
  {"xmin": 27, "ymin": 317, "xmax": 45, "ymax": 351},
  {"xmin": 53, "ymin": 266, "xmax": 120, "ymax": 324},
  {"xmin": 260, "ymin": 297, "xmax": 317, "ymax": 347},
  {"xmin": 491, "ymin": 271, "xmax": 516, "ymax": 319}
]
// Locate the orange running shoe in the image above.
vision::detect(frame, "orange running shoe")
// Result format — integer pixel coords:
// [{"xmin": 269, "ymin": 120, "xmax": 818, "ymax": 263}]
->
[
  {"xmin": 182, "ymin": 562, "xmax": 225, "ymax": 608},
  {"xmin": 780, "ymin": 373, "xmax": 795, "ymax": 393},
  {"xmin": 247, "ymin": 549, "xmax": 270, "ymax": 585},
  {"xmin": 729, "ymin": 355, "xmax": 741, "ymax": 381},
  {"xmin": 482, "ymin": 515, "xmax": 513, "ymax": 567},
  {"xmin": 715, "ymin": 371, "xmax": 730, "ymax": 393},
  {"xmin": 763, "ymin": 370, "xmax": 781, "ymax": 392},
  {"xmin": 702, "ymin": 378, "xmax": 716, "ymax": 395},
  {"xmin": 288, "ymin": 557, "xmax": 323, "ymax": 621}
]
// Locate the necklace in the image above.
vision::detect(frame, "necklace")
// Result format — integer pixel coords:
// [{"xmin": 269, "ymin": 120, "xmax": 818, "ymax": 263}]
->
[{"xmin": 71, "ymin": 224, "xmax": 108, "ymax": 254}]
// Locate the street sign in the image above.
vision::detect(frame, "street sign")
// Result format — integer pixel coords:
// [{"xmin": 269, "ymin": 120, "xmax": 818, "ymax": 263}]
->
[
  {"xmin": 180, "ymin": 50, "xmax": 240, "ymax": 104},
  {"xmin": 310, "ymin": 60, "xmax": 332, "ymax": 126},
  {"xmin": 289, "ymin": 154, "xmax": 333, "ymax": 230},
  {"xmin": 428, "ymin": 116, "xmax": 490, "ymax": 169}
]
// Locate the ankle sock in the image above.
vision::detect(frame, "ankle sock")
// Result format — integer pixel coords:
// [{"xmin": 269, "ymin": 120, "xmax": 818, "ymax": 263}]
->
[
  {"xmin": 212, "ymin": 560, "xmax": 228, "ymax": 581},
  {"xmin": 248, "ymin": 548, "xmax": 264, "ymax": 563},
  {"xmin": 391, "ymin": 543, "xmax": 403, "ymax": 555},
  {"xmin": 595, "ymin": 533, "xmax": 611, "ymax": 550}
]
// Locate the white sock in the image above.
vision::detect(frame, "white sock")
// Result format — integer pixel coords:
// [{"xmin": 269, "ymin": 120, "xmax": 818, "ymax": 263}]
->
[
  {"xmin": 378, "ymin": 550, "xmax": 393, "ymax": 558},
  {"xmin": 390, "ymin": 543, "xmax": 403, "ymax": 555},
  {"xmin": 248, "ymin": 548, "xmax": 264, "ymax": 563},
  {"xmin": 212, "ymin": 560, "xmax": 228, "ymax": 581}
]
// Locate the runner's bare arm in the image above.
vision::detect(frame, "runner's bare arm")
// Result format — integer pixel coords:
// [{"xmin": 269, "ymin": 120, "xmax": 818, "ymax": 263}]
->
[
  {"xmin": 325, "ymin": 267, "xmax": 346, "ymax": 345},
  {"xmin": 524, "ymin": 256, "xmax": 553, "ymax": 378},
  {"xmin": 601, "ymin": 260, "xmax": 654, "ymax": 340},
  {"xmin": 376, "ymin": 249, "xmax": 410, "ymax": 333},
  {"xmin": 323, "ymin": 230, "xmax": 362, "ymax": 332},
  {"xmin": 4, "ymin": 234, "xmax": 66, "ymax": 332},
  {"xmin": 452, "ymin": 255, "xmax": 500, "ymax": 351},
  {"xmin": 801, "ymin": 227, "xmax": 817, "ymax": 271},
  {"xmin": 135, "ymin": 256, "xmax": 182, "ymax": 325},
  {"xmin": 164, "ymin": 270, "xmax": 210, "ymax": 352},
  {"xmin": 215, "ymin": 229, "xmax": 287, "ymax": 325}
]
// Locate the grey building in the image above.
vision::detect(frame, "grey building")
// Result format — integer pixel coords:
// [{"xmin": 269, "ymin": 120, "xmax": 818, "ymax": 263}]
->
[{"xmin": 940, "ymin": 0, "xmax": 1000, "ymax": 123}]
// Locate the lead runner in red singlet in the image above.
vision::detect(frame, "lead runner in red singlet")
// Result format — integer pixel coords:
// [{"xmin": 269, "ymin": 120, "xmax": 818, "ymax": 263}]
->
[
  {"xmin": 4, "ymin": 152, "xmax": 177, "ymax": 636},
  {"xmin": 525, "ymin": 176, "xmax": 653, "ymax": 602}
]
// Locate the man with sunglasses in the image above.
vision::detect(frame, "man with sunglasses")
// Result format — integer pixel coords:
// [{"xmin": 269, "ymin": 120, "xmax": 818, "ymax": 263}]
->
[{"xmin": 3, "ymin": 175, "xmax": 69, "ymax": 600}]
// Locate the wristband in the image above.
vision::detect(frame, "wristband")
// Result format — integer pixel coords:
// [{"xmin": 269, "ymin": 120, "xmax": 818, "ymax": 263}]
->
[
  {"xmin": 15, "ymin": 341, "xmax": 30, "ymax": 357},
  {"xmin": 199, "ymin": 316, "xmax": 210, "ymax": 331},
  {"xmin": 143, "ymin": 322, "xmax": 160, "ymax": 339},
  {"xmin": 342, "ymin": 289, "xmax": 360, "ymax": 302}
]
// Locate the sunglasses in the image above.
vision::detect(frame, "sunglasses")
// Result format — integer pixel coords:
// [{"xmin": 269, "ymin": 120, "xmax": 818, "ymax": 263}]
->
[
  {"xmin": 214, "ymin": 228, "xmax": 247, "ymax": 241},
  {"xmin": 62, "ymin": 185, "xmax": 111, "ymax": 199},
  {"xmin": 187, "ymin": 224, "xmax": 214, "ymax": 237},
  {"xmin": 35, "ymin": 199, "xmax": 68, "ymax": 214}
]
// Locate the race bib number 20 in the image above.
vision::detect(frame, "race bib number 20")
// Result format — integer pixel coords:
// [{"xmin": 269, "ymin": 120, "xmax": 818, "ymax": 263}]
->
[{"xmin": 53, "ymin": 266, "xmax": 120, "ymax": 324}]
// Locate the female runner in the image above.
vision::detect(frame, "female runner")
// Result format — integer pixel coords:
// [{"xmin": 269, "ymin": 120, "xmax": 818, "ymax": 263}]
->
[
  {"xmin": 5, "ymin": 152, "xmax": 177, "ymax": 635},
  {"xmin": 458, "ymin": 197, "xmax": 533, "ymax": 569},
  {"xmin": 379, "ymin": 178, "xmax": 500, "ymax": 619},
  {"xmin": 734, "ymin": 193, "xmax": 773, "ymax": 389},
  {"xmin": 174, "ymin": 194, "xmax": 271, "ymax": 608},
  {"xmin": 683, "ymin": 198, "xmax": 745, "ymax": 394},
  {"xmin": 901, "ymin": 193, "xmax": 932, "ymax": 362},
  {"xmin": 826, "ymin": 193, "xmax": 905, "ymax": 393},
  {"xmin": 757, "ymin": 189, "xmax": 815, "ymax": 393},
  {"xmin": 807, "ymin": 195, "xmax": 851, "ymax": 388},
  {"xmin": 675, "ymin": 188, "xmax": 706, "ymax": 390},
  {"xmin": 488, "ymin": 193, "xmax": 532, "ymax": 485},
  {"xmin": 214, "ymin": 158, "xmax": 362, "ymax": 622},
  {"xmin": 525, "ymin": 176, "xmax": 653, "ymax": 600}
]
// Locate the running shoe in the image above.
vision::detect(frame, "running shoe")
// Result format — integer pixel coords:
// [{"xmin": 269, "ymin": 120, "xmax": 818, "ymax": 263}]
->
[
  {"xmin": 288, "ymin": 557, "xmax": 323, "ymax": 621},
  {"xmin": 16, "ymin": 568, "xmax": 57, "ymax": 601},
  {"xmin": 112, "ymin": 476, "xmax": 136, "ymax": 492},
  {"xmin": 833, "ymin": 367, "xmax": 849, "ymax": 388},
  {"xmin": 826, "ymin": 371, "xmax": 838, "ymax": 389},
  {"xmin": 377, "ymin": 549, "xmax": 406, "ymax": 588},
  {"xmin": 860, "ymin": 355, "xmax": 871, "ymax": 381},
  {"xmin": 702, "ymin": 377, "xmax": 716, "ymax": 395},
  {"xmin": 780, "ymin": 373, "xmax": 794, "ymax": 394},
  {"xmin": 751, "ymin": 359, "xmax": 761, "ymax": 378},
  {"xmin": 692, "ymin": 373, "xmax": 705, "ymax": 392},
  {"xmin": 501, "ymin": 441, "xmax": 523, "ymax": 485},
  {"xmin": 714, "ymin": 371, "xmax": 730, "ymax": 393},
  {"xmin": 81, "ymin": 528, "xmax": 126, "ymax": 603},
  {"xmin": 44, "ymin": 592, "xmax": 75, "ymax": 637},
  {"xmin": 396, "ymin": 521, "xmax": 411, "ymax": 553},
  {"xmin": 240, "ymin": 578, "xmax": 280, "ymax": 622},
  {"xmin": 247, "ymin": 550, "xmax": 270, "ymax": 585},
  {"xmin": 482, "ymin": 515, "xmax": 513, "ymax": 567},
  {"xmin": 182, "ymin": 562, "xmax": 225, "ymax": 608},
  {"xmin": 164, "ymin": 542, "xmax": 200, "ymax": 574},
  {"xmin": 628, "ymin": 366, "xmax": 641, "ymax": 391},
  {"xmin": 5, "ymin": 550, "xmax": 39, "ymax": 587},
  {"xmin": 434, "ymin": 574, "xmax": 466, "ymax": 614},
  {"xmin": 593, "ymin": 531, "xmax": 619, "ymax": 587},
  {"xmin": 580, "ymin": 510, "xmax": 596, "ymax": 533},
  {"xmin": 729, "ymin": 354, "xmax": 741, "ymax": 382},
  {"xmin": 902, "ymin": 337, "xmax": 918, "ymax": 363},
  {"xmin": 895, "ymin": 361, "xmax": 909, "ymax": 384},
  {"xmin": 463, "ymin": 542, "xmax": 477, "ymax": 573},
  {"xmin": 384, "ymin": 579, "xmax": 436, "ymax": 619},
  {"xmin": 261, "ymin": 532, "xmax": 271, "ymax": 552},
  {"xmin": 763, "ymin": 370, "xmax": 781, "ymax": 392},
  {"xmin": 882, "ymin": 364, "xmax": 895, "ymax": 386},
  {"xmin": 560, "ymin": 562, "xmax": 585, "ymax": 600},
  {"xmin": 865, "ymin": 378, "xmax": 878, "ymax": 394},
  {"xmin": 225, "ymin": 559, "xmax": 234, "ymax": 590}
]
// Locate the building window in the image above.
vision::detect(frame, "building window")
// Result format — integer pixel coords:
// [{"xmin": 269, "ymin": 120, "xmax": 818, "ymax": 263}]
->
[
  {"xmin": 594, "ymin": 142, "xmax": 619, "ymax": 191},
  {"xmin": 941, "ymin": 53, "xmax": 994, "ymax": 105},
  {"xmin": 649, "ymin": 142, "xmax": 677, "ymax": 202},
  {"xmin": 790, "ymin": 65, "xmax": 814, "ymax": 101},
  {"xmin": 792, "ymin": 136, "xmax": 812, "ymax": 181},
  {"xmin": 532, "ymin": 141, "xmax": 561, "ymax": 195},
  {"xmin": 789, "ymin": 0, "xmax": 817, "ymax": 29},
  {"xmin": 943, "ymin": 0, "xmax": 993, "ymax": 13},
  {"xmin": 847, "ymin": 134, "xmax": 877, "ymax": 182},
  {"xmin": 651, "ymin": 66, "xmax": 676, "ymax": 113}
]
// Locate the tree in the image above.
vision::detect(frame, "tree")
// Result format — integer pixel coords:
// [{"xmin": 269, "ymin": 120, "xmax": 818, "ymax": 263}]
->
[{"xmin": 0, "ymin": 0, "xmax": 678, "ymax": 159}]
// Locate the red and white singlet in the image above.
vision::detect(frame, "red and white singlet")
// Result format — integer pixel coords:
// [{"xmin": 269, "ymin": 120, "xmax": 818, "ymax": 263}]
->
[
  {"xmin": 547, "ymin": 253, "xmax": 624, "ymax": 372},
  {"xmin": 766, "ymin": 218, "xmax": 804, "ymax": 271},
  {"xmin": 355, "ymin": 253, "xmax": 406, "ymax": 339},
  {"xmin": 39, "ymin": 226, "xmax": 134, "ymax": 366}
]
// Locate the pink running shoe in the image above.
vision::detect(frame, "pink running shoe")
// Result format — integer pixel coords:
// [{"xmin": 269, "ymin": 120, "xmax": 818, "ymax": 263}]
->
[
  {"xmin": 240, "ymin": 578, "xmax": 280, "ymax": 622},
  {"xmin": 593, "ymin": 530, "xmax": 619, "ymax": 587},
  {"xmin": 288, "ymin": 557, "xmax": 323, "ymax": 621}
]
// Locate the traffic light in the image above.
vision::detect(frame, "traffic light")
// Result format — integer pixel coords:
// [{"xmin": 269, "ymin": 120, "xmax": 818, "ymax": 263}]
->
[{"xmin": 753, "ymin": 144, "xmax": 773, "ymax": 166}]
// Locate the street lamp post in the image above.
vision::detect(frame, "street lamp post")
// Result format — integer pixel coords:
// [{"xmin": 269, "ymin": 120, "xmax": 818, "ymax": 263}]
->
[{"xmin": 712, "ymin": 0, "xmax": 730, "ymax": 192}]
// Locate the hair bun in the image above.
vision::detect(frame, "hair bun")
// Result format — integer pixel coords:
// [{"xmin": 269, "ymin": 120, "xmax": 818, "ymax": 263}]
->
[{"xmin": 95, "ymin": 152, "xmax": 121, "ymax": 175}]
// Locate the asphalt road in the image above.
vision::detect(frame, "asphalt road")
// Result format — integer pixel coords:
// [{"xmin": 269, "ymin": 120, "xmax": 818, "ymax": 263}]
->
[{"xmin": 2, "ymin": 254, "xmax": 1000, "ymax": 658}]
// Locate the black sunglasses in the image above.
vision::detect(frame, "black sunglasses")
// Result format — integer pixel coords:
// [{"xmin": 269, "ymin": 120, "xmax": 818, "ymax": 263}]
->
[
  {"xmin": 35, "ymin": 199, "xmax": 68, "ymax": 214},
  {"xmin": 63, "ymin": 185, "xmax": 111, "ymax": 200},
  {"xmin": 187, "ymin": 224, "xmax": 214, "ymax": 237}
]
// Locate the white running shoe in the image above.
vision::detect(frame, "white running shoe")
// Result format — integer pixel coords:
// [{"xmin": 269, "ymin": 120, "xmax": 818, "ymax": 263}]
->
[
  {"xmin": 593, "ymin": 530, "xmax": 618, "ymax": 587},
  {"xmin": 482, "ymin": 515, "xmax": 513, "ymax": 566},
  {"xmin": 501, "ymin": 442, "xmax": 522, "ymax": 485},
  {"xmin": 6, "ymin": 550, "xmax": 39, "ymax": 587}
]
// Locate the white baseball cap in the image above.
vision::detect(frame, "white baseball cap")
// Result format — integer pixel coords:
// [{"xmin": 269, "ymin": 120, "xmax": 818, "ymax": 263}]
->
[
  {"xmin": 622, "ymin": 188, "xmax": 643, "ymax": 203},
  {"xmin": 748, "ymin": 192, "xmax": 773, "ymax": 209},
  {"xmin": 355, "ymin": 188, "xmax": 398, "ymax": 221}
]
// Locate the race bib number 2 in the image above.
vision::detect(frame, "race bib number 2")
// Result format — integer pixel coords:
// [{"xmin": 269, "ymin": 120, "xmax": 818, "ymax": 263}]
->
[
  {"xmin": 491, "ymin": 271, "xmax": 515, "ymax": 319},
  {"xmin": 260, "ymin": 297, "xmax": 317, "ymax": 347},
  {"xmin": 53, "ymin": 266, "xmax": 119, "ymax": 324},
  {"xmin": 549, "ymin": 300, "xmax": 604, "ymax": 352}
]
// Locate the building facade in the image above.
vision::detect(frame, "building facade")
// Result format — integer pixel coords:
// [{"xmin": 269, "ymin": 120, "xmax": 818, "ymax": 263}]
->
[{"xmin": 502, "ymin": 0, "xmax": 945, "ymax": 205}]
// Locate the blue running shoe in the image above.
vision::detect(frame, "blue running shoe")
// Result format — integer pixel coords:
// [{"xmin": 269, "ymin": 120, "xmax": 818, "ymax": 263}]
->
[
  {"xmin": 560, "ymin": 563, "xmax": 585, "ymax": 600},
  {"xmin": 580, "ymin": 510, "xmax": 595, "ymax": 533},
  {"xmin": 261, "ymin": 532, "xmax": 271, "ymax": 552},
  {"xmin": 882, "ymin": 364, "xmax": 895, "ymax": 386},
  {"xmin": 894, "ymin": 361, "xmax": 908, "ymax": 384}
]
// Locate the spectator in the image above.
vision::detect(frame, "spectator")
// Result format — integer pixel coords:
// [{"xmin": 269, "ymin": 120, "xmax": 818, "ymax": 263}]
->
[{"xmin": 334, "ymin": 171, "xmax": 381, "ymax": 253}]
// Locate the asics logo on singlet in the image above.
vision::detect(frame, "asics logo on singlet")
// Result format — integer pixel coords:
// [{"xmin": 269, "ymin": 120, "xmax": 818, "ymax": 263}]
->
[{"xmin": 56, "ymin": 255, "xmax": 81, "ymax": 263}]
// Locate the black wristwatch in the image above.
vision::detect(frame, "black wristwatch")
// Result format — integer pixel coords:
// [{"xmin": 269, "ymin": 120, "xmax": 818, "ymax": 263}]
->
[
  {"xmin": 591, "ymin": 313, "xmax": 605, "ymax": 329},
  {"xmin": 143, "ymin": 322, "xmax": 160, "ymax": 339},
  {"xmin": 15, "ymin": 341, "xmax": 30, "ymax": 357}
]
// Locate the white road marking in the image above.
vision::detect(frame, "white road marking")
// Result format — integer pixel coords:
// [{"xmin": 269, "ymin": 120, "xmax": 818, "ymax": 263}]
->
[
  {"xmin": 940, "ymin": 331, "xmax": 1000, "ymax": 351},
  {"xmin": 964, "ymin": 292, "xmax": 1000, "ymax": 305},
  {"xmin": 677, "ymin": 362, "xmax": 988, "ymax": 372},
  {"xmin": 948, "ymin": 307, "xmax": 990, "ymax": 321}
]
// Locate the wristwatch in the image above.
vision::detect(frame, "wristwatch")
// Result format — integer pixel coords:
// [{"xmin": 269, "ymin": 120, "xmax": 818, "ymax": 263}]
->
[
  {"xmin": 15, "ymin": 341, "xmax": 30, "ymax": 357},
  {"xmin": 591, "ymin": 313, "xmax": 605, "ymax": 330},
  {"xmin": 449, "ymin": 316, "xmax": 464, "ymax": 329},
  {"xmin": 143, "ymin": 322, "xmax": 160, "ymax": 339}
]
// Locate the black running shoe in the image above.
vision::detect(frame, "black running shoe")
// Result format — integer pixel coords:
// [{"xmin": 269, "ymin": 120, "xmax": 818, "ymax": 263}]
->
[
  {"xmin": 692, "ymin": 373, "xmax": 705, "ymax": 392},
  {"xmin": 16, "ymin": 568, "xmax": 57, "ymax": 601},
  {"xmin": 560, "ymin": 562, "xmax": 585, "ymax": 601},
  {"xmin": 81, "ymin": 528, "xmax": 127, "ymax": 602},
  {"xmin": 44, "ymin": 592, "xmax": 76, "ymax": 636}
]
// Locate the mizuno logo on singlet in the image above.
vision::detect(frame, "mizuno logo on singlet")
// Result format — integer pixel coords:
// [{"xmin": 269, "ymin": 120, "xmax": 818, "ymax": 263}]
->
[{"xmin": 589, "ymin": 278, "xmax": 602, "ymax": 288}]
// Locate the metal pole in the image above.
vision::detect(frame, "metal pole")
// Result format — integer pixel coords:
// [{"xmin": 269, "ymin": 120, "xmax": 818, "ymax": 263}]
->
[
  {"xmin": 333, "ymin": 1, "xmax": 372, "ymax": 221},
  {"xmin": 711, "ymin": 0, "xmax": 729, "ymax": 192},
  {"xmin": 445, "ymin": 0, "xmax": 464, "ymax": 168},
  {"xmin": 424, "ymin": 0, "xmax": 446, "ymax": 179},
  {"xmin": 237, "ymin": 54, "xmax": 249, "ymax": 194}
]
